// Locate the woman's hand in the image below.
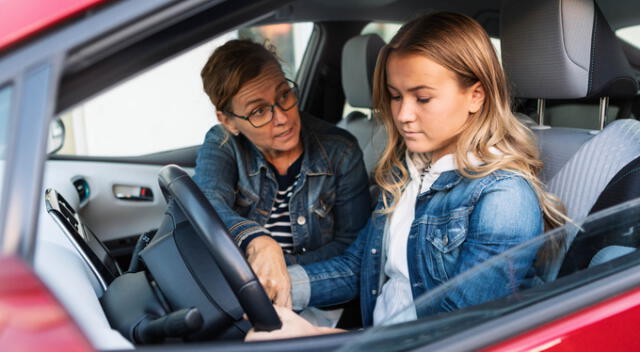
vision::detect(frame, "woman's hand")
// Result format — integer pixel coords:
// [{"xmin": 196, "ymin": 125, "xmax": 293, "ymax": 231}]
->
[
  {"xmin": 245, "ymin": 305, "xmax": 344, "ymax": 341},
  {"xmin": 245, "ymin": 236, "xmax": 292, "ymax": 309}
]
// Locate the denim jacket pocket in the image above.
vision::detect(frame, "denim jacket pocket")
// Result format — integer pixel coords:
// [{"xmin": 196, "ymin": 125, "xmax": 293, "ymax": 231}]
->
[
  {"xmin": 234, "ymin": 186, "xmax": 259, "ymax": 217},
  {"xmin": 313, "ymin": 192, "xmax": 336, "ymax": 240},
  {"xmin": 420, "ymin": 208, "xmax": 471, "ymax": 282}
]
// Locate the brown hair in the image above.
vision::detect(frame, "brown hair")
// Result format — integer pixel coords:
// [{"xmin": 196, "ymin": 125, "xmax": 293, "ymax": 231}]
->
[
  {"xmin": 201, "ymin": 39, "xmax": 282, "ymax": 112},
  {"xmin": 372, "ymin": 12, "xmax": 567, "ymax": 259}
]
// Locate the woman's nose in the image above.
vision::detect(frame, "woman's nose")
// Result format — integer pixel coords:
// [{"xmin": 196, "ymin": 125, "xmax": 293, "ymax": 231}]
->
[
  {"xmin": 395, "ymin": 101, "xmax": 416, "ymax": 123},
  {"xmin": 272, "ymin": 105, "xmax": 289, "ymax": 125}
]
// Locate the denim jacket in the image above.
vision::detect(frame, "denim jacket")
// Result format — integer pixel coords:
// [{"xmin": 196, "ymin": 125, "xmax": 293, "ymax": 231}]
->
[
  {"xmin": 289, "ymin": 170, "xmax": 543, "ymax": 326},
  {"xmin": 193, "ymin": 114, "xmax": 371, "ymax": 265}
]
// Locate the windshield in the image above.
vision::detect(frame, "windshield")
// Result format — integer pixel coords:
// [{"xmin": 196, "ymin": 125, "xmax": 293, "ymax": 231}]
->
[{"xmin": 340, "ymin": 198, "xmax": 640, "ymax": 351}]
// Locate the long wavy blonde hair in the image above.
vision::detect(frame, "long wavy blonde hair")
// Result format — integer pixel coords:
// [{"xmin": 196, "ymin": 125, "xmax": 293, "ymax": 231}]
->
[{"xmin": 372, "ymin": 12, "xmax": 567, "ymax": 258}]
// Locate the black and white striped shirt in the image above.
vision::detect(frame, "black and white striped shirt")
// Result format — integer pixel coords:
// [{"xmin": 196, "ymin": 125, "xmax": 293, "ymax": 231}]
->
[
  {"xmin": 239, "ymin": 154, "xmax": 303, "ymax": 253},
  {"xmin": 265, "ymin": 181, "xmax": 296, "ymax": 253}
]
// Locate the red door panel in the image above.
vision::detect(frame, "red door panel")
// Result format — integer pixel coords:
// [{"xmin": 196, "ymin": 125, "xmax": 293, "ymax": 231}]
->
[
  {"xmin": 483, "ymin": 287, "xmax": 640, "ymax": 352},
  {"xmin": 0, "ymin": 256, "xmax": 94, "ymax": 352}
]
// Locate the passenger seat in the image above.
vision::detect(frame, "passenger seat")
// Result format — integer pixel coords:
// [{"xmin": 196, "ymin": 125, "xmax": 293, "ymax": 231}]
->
[
  {"xmin": 501, "ymin": 0, "xmax": 640, "ymax": 279},
  {"xmin": 338, "ymin": 34, "xmax": 387, "ymax": 178}
]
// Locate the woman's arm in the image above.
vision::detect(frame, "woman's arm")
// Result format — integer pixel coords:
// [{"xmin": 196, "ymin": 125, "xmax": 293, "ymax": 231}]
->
[
  {"xmin": 290, "ymin": 140, "xmax": 371, "ymax": 264},
  {"xmin": 194, "ymin": 128, "xmax": 290, "ymax": 306},
  {"xmin": 194, "ymin": 128, "xmax": 269, "ymax": 245},
  {"xmin": 287, "ymin": 217, "xmax": 372, "ymax": 311},
  {"xmin": 417, "ymin": 175, "xmax": 543, "ymax": 316}
]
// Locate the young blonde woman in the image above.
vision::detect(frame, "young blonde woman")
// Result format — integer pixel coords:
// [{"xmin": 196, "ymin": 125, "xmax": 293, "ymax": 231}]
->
[{"xmin": 247, "ymin": 11, "xmax": 565, "ymax": 340}]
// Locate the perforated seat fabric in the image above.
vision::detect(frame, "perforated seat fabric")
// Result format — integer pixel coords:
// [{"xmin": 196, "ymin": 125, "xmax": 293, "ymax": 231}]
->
[
  {"xmin": 532, "ymin": 127, "xmax": 595, "ymax": 183},
  {"xmin": 547, "ymin": 119, "xmax": 640, "ymax": 222}
]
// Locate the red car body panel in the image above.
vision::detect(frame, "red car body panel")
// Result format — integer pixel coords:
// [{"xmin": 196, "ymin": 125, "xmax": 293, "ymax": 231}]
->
[
  {"xmin": 0, "ymin": 0, "xmax": 108, "ymax": 51},
  {"xmin": 0, "ymin": 256, "xmax": 94, "ymax": 352},
  {"xmin": 483, "ymin": 287, "xmax": 640, "ymax": 352}
]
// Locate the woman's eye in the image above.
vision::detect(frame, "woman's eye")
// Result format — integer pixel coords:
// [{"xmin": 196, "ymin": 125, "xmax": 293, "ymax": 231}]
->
[
  {"xmin": 251, "ymin": 106, "xmax": 267, "ymax": 117},
  {"xmin": 390, "ymin": 95, "xmax": 401, "ymax": 101},
  {"xmin": 279, "ymin": 90, "xmax": 290, "ymax": 101},
  {"xmin": 417, "ymin": 97, "xmax": 431, "ymax": 103}
]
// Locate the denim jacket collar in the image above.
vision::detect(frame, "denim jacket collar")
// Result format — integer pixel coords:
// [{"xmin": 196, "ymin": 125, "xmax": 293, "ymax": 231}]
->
[
  {"xmin": 428, "ymin": 170, "xmax": 464, "ymax": 192},
  {"xmin": 246, "ymin": 116, "xmax": 333, "ymax": 177}
]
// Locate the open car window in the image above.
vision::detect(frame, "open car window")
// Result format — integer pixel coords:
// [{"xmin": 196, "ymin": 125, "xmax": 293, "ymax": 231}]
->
[
  {"xmin": 340, "ymin": 198, "xmax": 640, "ymax": 351},
  {"xmin": 54, "ymin": 22, "xmax": 313, "ymax": 157},
  {"xmin": 0, "ymin": 85, "xmax": 11, "ymax": 206},
  {"xmin": 617, "ymin": 24, "xmax": 640, "ymax": 48}
]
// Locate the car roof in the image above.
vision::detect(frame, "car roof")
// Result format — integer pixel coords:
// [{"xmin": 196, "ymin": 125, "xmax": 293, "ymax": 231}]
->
[
  {"xmin": 4, "ymin": 0, "xmax": 640, "ymax": 54},
  {"xmin": 0, "ymin": 0, "xmax": 109, "ymax": 51}
]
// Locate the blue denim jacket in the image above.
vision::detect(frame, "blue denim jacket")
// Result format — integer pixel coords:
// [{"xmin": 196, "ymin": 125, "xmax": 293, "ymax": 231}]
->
[
  {"xmin": 193, "ymin": 114, "xmax": 371, "ymax": 265},
  {"xmin": 289, "ymin": 170, "xmax": 543, "ymax": 326}
]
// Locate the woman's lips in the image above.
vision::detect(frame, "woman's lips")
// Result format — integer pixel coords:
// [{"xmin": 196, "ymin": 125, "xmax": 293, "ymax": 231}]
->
[
  {"xmin": 274, "ymin": 128, "xmax": 293, "ymax": 139},
  {"xmin": 403, "ymin": 130, "xmax": 422, "ymax": 138}
]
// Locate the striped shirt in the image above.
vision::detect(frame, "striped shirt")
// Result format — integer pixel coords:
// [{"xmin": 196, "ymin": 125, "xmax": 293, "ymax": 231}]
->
[
  {"xmin": 265, "ymin": 155, "xmax": 303, "ymax": 253},
  {"xmin": 265, "ymin": 180, "xmax": 297, "ymax": 253},
  {"xmin": 239, "ymin": 154, "xmax": 303, "ymax": 253}
]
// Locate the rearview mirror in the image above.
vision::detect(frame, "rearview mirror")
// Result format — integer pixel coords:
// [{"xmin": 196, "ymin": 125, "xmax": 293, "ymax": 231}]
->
[{"xmin": 47, "ymin": 118, "xmax": 65, "ymax": 154}]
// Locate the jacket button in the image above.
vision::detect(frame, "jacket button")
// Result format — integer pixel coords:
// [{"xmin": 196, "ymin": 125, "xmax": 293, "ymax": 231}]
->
[
  {"xmin": 371, "ymin": 248, "xmax": 377, "ymax": 254},
  {"xmin": 371, "ymin": 289, "xmax": 377, "ymax": 295},
  {"xmin": 442, "ymin": 236, "xmax": 449, "ymax": 245},
  {"xmin": 297, "ymin": 216, "xmax": 306, "ymax": 225},
  {"xmin": 302, "ymin": 247, "xmax": 307, "ymax": 252}
]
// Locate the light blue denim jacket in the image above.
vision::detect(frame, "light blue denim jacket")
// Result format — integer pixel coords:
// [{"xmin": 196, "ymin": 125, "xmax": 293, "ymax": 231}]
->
[
  {"xmin": 193, "ymin": 114, "xmax": 371, "ymax": 265},
  {"xmin": 289, "ymin": 169, "xmax": 543, "ymax": 326}
]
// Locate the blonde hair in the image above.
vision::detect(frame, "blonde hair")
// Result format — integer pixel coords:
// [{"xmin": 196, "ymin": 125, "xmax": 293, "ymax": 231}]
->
[{"xmin": 372, "ymin": 12, "xmax": 567, "ymax": 259}]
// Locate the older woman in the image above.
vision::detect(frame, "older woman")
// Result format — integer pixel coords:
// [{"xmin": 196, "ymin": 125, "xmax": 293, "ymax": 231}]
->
[{"xmin": 195, "ymin": 39, "xmax": 371, "ymax": 308}]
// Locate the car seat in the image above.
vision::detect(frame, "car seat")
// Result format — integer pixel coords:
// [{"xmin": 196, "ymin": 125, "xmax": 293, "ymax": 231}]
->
[
  {"xmin": 338, "ymin": 33, "xmax": 387, "ymax": 178},
  {"xmin": 501, "ymin": 0, "xmax": 640, "ymax": 280}
]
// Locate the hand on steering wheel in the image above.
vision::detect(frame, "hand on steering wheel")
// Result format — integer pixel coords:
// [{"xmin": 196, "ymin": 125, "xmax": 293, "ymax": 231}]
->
[
  {"xmin": 158, "ymin": 165, "xmax": 282, "ymax": 332},
  {"xmin": 245, "ymin": 236, "xmax": 292, "ymax": 309}
]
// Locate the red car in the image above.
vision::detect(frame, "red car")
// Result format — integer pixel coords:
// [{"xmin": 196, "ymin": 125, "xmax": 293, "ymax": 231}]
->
[{"xmin": 1, "ymin": 0, "xmax": 640, "ymax": 351}]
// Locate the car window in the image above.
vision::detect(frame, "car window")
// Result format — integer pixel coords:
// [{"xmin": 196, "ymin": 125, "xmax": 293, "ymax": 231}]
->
[
  {"xmin": 617, "ymin": 24, "xmax": 640, "ymax": 48},
  {"xmin": 54, "ymin": 23, "xmax": 313, "ymax": 157},
  {"xmin": 0, "ymin": 85, "xmax": 11, "ymax": 196},
  {"xmin": 341, "ymin": 198, "xmax": 640, "ymax": 351},
  {"xmin": 0, "ymin": 86, "xmax": 10, "ymax": 159}
]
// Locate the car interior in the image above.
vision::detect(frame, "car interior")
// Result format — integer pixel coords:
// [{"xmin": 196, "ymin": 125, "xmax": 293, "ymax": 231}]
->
[{"xmin": 26, "ymin": 0, "xmax": 640, "ymax": 350}]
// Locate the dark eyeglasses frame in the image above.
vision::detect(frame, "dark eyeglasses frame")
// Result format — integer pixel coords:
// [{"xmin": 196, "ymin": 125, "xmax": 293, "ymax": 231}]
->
[{"xmin": 224, "ymin": 79, "xmax": 299, "ymax": 128}]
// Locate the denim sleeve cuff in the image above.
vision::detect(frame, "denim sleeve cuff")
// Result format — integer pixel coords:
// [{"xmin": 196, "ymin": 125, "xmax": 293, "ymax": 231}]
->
[
  {"xmin": 232, "ymin": 222, "xmax": 267, "ymax": 246},
  {"xmin": 238, "ymin": 232, "xmax": 269, "ymax": 252},
  {"xmin": 288, "ymin": 264, "xmax": 310, "ymax": 311}
]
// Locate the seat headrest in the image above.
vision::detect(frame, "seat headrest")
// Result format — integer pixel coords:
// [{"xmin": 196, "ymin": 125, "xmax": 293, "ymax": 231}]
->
[
  {"xmin": 501, "ymin": 0, "xmax": 638, "ymax": 99},
  {"xmin": 341, "ymin": 34, "xmax": 386, "ymax": 108}
]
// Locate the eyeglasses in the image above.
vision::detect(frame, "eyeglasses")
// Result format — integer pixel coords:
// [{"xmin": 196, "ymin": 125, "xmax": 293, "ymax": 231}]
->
[{"xmin": 224, "ymin": 79, "xmax": 299, "ymax": 128}]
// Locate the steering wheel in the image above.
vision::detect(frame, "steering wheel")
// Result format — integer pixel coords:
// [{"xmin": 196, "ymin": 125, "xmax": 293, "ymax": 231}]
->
[{"xmin": 157, "ymin": 164, "xmax": 282, "ymax": 332}]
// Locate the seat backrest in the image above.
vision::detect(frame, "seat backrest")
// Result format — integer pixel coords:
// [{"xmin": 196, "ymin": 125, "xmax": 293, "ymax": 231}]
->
[
  {"xmin": 502, "ymin": 0, "xmax": 639, "ymax": 217},
  {"xmin": 338, "ymin": 33, "xmax": 387, "ymax": 177},
  {"xmin": 501, "ymin": 0, "xmax": 640, "ymax": 280}
]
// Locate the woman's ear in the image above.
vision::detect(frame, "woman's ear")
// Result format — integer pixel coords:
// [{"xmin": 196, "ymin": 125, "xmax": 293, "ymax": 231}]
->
[
  {"xmin": 216, "ymin": 110, "xmax": 240, "ymax": 136},
  {"xmin": 468, "ymin": 82, "xmax": 486, "ymax": 114}
]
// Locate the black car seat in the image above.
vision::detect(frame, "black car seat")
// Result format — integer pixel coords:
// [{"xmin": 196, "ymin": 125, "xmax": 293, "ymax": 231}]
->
[
  {"xmin": 501, "ymin": 0, "xmax": 640, "ymax": 280},
  {"xmin": 337, "ymin": 33, "xmax": 387, "ymax": 178}
]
